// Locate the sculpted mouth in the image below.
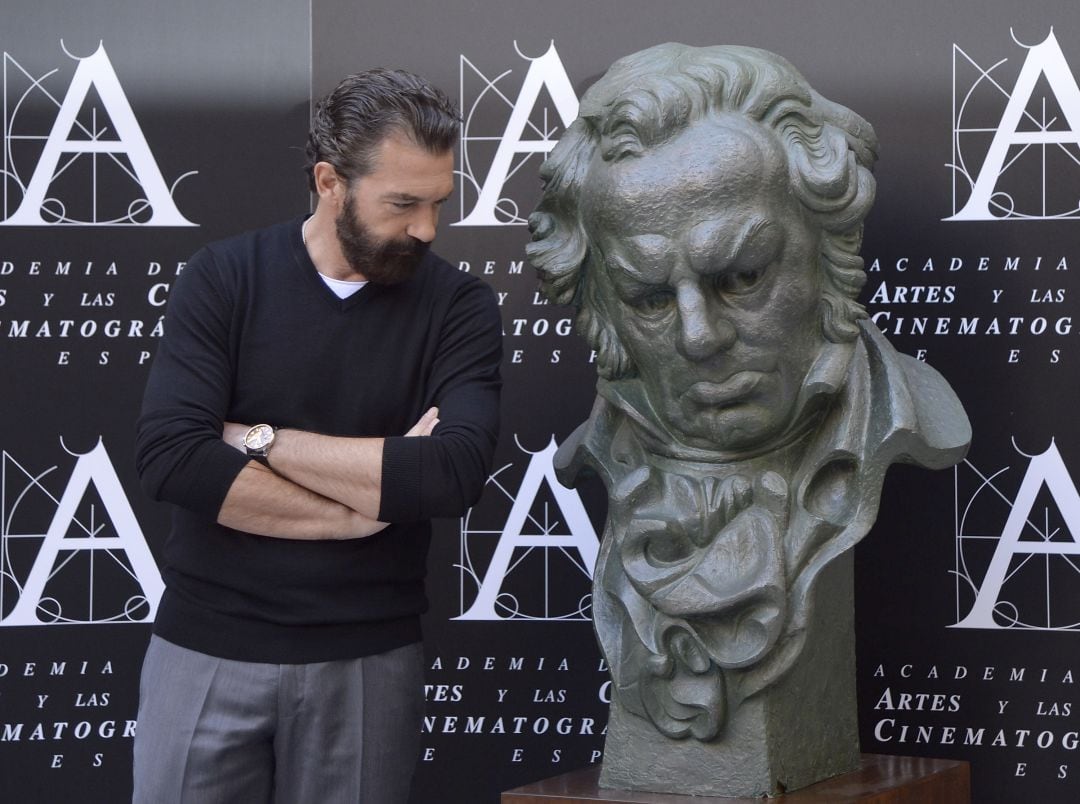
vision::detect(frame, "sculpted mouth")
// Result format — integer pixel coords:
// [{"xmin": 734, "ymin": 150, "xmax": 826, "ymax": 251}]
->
[{"xmin": 686, "ymin": 371, "xmax": 765, "ymax": 406}]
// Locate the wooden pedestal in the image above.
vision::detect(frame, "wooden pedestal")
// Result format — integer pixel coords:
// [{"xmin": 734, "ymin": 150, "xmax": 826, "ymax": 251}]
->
[{"xmin": 501, "ymin": 754, "xmax": 970, "ymax": 803}]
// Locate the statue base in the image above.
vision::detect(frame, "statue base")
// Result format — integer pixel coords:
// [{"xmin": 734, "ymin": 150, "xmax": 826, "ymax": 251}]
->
[
  {"xmin": 501, "ymin": 754, "xmax": 971, "ymax": 803},
  {"xmin": 601, "ymin": 553, "xmax": 859, "ymax": 797}
]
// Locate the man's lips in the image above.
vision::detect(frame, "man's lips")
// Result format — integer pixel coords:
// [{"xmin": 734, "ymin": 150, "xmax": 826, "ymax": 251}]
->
[{"xmin": 686, "ymin": 371, "xmax": 765, "ymax": 406}]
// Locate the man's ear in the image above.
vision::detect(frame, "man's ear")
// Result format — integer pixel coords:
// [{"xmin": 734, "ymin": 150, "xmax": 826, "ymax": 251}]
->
[{"xmin": 313, "ymin": 162, "xmax": 346, "ymax": 201}]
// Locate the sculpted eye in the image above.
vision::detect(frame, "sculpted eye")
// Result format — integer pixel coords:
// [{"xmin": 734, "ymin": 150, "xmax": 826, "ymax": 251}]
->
[
  {"xmin": 634, "ymin": 289, "xmax": 676, "ymax": 315},
  {"xmin": 712, "ymin": 266, "xmax": 765, "ymax": 296}
]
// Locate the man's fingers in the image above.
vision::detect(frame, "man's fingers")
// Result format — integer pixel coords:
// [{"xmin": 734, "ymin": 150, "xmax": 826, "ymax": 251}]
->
[{"xmin": 404, "ymin": 407, "xmax": 440, "ymax": 437}]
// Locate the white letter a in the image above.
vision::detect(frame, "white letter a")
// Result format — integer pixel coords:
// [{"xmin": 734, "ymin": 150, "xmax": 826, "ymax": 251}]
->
[
  {"xmin": 949, "ymin": 32, "xmax": 1080, "ymax": 220},
  {"xmin": 2, "ymin": 43, "xmax": 195, "ymax": 226}
]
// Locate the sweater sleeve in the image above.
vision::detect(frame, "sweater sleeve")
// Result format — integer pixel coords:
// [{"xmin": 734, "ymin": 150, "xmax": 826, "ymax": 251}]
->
[
  {"xmin": 134, "ymin": 247, "xmax": 250, "ymax": 518},
  {"xmin": 378, "ymin": 278, "xmax": 503, "ymax": 522}
]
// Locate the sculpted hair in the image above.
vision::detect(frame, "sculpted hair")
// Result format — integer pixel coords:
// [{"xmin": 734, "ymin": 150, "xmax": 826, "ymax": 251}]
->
[
  {"xmin": 305, "ymin": 68, "xmax": 460, "ymax": 190},
  {"xmin": 526, "ymin": 43, "xmax": 878, "ymax": 380}
]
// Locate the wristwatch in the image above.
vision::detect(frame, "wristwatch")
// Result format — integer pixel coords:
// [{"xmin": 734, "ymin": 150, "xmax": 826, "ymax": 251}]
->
[{"xmin": 243, "ymin": 424, "xmax": 276, "ymax": 457}]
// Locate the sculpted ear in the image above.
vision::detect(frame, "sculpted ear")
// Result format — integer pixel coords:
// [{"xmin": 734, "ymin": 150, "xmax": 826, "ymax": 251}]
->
[{"xmin": 579, "ymin": 287, "xmax": 635, "ymax": 381}]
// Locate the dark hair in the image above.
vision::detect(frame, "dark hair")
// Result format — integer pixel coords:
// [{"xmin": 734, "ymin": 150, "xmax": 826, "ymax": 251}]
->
[
  {"xmin": 527, "ymin": 44, "xmax": 878, "ymax": 380},
  {"xmin": 305, "ymin": 68, "xmax": 460, "ymax": 191}
]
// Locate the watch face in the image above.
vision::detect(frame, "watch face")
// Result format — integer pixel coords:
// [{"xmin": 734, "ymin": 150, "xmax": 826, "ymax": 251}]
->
[{"xmin": 245, "ymin": 424, "xmax": 274, "ymax": 450}]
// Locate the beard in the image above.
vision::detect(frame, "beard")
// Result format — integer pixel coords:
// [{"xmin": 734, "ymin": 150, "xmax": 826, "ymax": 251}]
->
[{"xmin": 335, "ymin": 191, "xmax": 430, "ymax": 285}]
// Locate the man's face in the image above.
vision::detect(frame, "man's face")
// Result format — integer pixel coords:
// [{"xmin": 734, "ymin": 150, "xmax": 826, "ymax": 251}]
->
[
  {"xmin": 336, "ymin": 134, "xmax": 454, "ymax": 284},
  {"xmin": 580, "ymin": 113, "xmax": 826, "ymax": 452}
]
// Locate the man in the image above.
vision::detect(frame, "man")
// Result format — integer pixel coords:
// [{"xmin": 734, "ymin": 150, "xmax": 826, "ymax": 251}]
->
[
  {"xmin": 527, "ymin": 44, "xmax": 969, "ymax": 795},
  {"xmin": 133, "ymin": 68, "xmax": 501, "ymax": 803}
]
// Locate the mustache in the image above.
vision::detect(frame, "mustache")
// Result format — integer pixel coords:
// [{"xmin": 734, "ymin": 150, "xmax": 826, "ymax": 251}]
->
[{"xmin": 384, "ymin": 238, "xmax": 429, "ymax": 258}]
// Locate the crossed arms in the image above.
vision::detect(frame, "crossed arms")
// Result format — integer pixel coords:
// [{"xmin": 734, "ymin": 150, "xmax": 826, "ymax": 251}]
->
[{"xmin": 217, "ymin": 409, "xmax": 438, "ymax": 541}]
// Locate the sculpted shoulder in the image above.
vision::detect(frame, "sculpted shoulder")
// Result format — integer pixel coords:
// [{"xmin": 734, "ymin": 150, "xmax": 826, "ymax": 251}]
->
[
  {"xmin": 898, "ymin": 351, "xmax": 971, "ymax": 460},
  {"xmin": 861, "ymin": 323, "xmax": 971, "ymax": 465}
]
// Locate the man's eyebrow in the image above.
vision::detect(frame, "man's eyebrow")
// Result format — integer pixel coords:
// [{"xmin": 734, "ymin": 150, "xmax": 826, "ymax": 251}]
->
[{"xmin": 383, "ymin": 190, "xmax": 454, "ymax": 203}]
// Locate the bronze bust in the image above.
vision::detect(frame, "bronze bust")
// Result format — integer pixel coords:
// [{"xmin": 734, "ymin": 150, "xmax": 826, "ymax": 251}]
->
[{"xmin": 528, "ymin": 43, "xmax": 970, "ymax": 796}]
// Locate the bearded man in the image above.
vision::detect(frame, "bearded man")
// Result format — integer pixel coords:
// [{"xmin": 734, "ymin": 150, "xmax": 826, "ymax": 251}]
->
[{"xmin": 133, "ymin": 69, "xmax": 501, "ymax": 803}]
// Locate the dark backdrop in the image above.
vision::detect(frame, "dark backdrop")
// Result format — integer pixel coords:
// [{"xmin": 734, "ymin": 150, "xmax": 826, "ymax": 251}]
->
[{"xmin": 3, "ymin": 1, "xmax": 1080, "ymax": 802}]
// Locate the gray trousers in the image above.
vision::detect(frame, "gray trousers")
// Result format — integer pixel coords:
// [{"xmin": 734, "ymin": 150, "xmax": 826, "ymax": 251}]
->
[{"xmin": 132, "ymin": 636, "xmax": 424, "ymax": 804}]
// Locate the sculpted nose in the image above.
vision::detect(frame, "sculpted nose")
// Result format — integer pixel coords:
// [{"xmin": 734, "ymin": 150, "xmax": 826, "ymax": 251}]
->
[{"xmin": 675, "ymin": 284, "xmax": 736, "ymax": 361}]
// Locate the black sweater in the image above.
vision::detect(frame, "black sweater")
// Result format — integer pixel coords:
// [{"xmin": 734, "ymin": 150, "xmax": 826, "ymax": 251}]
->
[{"xmin": 135, "ymin": 218, "xmax": 502, "ymax": 662}]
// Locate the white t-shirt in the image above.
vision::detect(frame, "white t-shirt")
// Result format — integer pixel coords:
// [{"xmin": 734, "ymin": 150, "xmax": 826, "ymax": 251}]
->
[{"xmin": 318, "ymin": 272, "xmax": 368, "ymax": 299}]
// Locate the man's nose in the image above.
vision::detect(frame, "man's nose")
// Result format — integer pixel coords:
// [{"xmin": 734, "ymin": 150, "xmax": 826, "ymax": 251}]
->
[
  {"xmin": 406, "ymin": 207, "xmax": 439, "ymax": 243},
  {"xmin": 675, "ymin": 284, "xmax": 736, "ymax": 361}
]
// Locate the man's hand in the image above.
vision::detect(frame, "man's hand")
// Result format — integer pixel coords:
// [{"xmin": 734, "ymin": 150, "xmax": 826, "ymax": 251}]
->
[{"xmin": 404, "ymin": 407, "xmax": 440, "ymax": 437}]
